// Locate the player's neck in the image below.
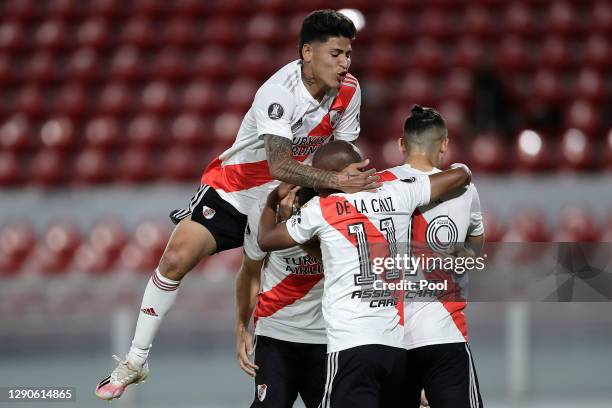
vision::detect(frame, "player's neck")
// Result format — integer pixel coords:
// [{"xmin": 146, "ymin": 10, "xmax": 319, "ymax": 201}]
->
[
  {"xmin": 301, "ymin": 65, "xmax": 329, "ymax": 102},
  {"xmin": 406, "ymin": 154, "xmax": 435, "ymax": 172}
]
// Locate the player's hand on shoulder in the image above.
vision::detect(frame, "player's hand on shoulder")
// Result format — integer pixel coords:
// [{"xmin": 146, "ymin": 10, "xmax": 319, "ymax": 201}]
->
[
  {"xmin": 236, "ymin": 326, "xmax": 258, "ymax": 377},
  {"xmin": 337, "ymin": 159, "xmax": 381, "ymax": 193},
  {"xmin": 279, "ymin": 185, "xmax": 300, "ymax": 221},
  {"xmin": 449, "ymin": 162, "xmax": 472, "ymax": 183}
]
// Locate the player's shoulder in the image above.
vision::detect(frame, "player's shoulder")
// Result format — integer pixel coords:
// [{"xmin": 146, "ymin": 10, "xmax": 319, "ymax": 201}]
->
[{"xmin": 259, "ymin": 60, "xmax": 301, "ymax": 94}]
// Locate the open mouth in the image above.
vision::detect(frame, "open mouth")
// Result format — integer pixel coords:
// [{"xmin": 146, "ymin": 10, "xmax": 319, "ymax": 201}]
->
[{"xmin": 337, "ymin": 72, "xmax": 348, "ymax": 82}]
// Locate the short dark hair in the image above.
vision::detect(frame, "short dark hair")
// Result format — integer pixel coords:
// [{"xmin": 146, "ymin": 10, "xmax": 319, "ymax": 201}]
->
[
  {"xmin": 299, "ymin": 10, "xmax": 356, "ymax": 59},
  {"xmin": 403, "ymin": 105, "xmax": 447, "ymax": 151}
]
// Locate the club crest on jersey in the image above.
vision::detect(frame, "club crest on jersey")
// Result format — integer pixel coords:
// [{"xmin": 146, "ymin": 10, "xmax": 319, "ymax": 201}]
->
[
  {"xmin": 257, "ymin": 384, "xmax": 267, "ymax": 401},
  {"xmin": 268, "ymin": 103, "xmax": 284, "ymax": 120},
  {"xmin": 329, "ymin": 108, "xmax": 344, "ymax": 128},
  {"xmin": 202, "ymin": 206, "xmax": 216, "ymax": 220},
  {"xmin": 426, "ymin": 215, "xmax": 458, "ymax": 252}
]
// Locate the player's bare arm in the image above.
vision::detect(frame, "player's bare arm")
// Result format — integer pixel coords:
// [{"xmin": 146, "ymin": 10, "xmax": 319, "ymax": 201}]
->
[
  {"xmin": 235, "ymin": 255, "xmax": 263, "ymax": 377},
  {"xmin": 427, "ymin": 164, "xmax": 472, "ymax": 201},
  {"xmin": 264, "ymin": 135, "xmax": 380, "ymax": 193},
  {"xmin": 257, "ymin": 187, "xmax": 300, "ymax": 252},
  {"xmin": 466, "ymin": 233, "xmax": 484, "ymax": 256}
]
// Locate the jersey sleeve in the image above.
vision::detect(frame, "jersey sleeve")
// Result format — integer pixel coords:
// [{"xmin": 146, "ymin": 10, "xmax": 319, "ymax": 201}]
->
[
  {"xmin": 394, "ymin": 175, "xmax": 432, "ymax": 212},
  {"xmin": 253, "ymin": 83, "xmax": 296, "ymax": 141},
  {"xmin": 285, "ymin": 198, "xmax": 323, "ymax": 244},
  {"xmin": 243, "ymin": 204, "xmax": 267, "ymax": 261},
  {"xmin": 333, "ymin": 82, "xmax": 361, "ymax": 142},
  {"xmin": 468, "ymin": 184, "xmax": 485, "ymax": 236}
]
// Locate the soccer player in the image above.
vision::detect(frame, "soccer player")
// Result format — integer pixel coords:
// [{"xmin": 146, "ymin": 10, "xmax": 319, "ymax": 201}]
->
[
  {"xmin": 236, "ymin": 186, "xmax": 326, "ymax": 408},
  {"xmin": 379, "ymin": 105, "xmax": 485, "ymax": 408},
  {"xmin": 95, "ymin": 10, "xmax": 380, "ymax": 400},
  {"xmin": 257, "ymin": 140, "xmax": 472, "ymax": 408}
]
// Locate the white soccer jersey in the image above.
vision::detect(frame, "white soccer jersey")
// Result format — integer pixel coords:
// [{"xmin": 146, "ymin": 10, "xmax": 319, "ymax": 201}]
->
[
  {"xmin": 244, "ymin": 202, "xmax": 326, "ymax": 344},
  {"xmin": 201, "ymin": 60, "xmax": 361, "ymax": 215},
  {"xmin": 380, "ymin": 164, "xmax": 484, "ymax": 350},
  {"xmin": 286, "ymin": 178, "xmax": 432, "ymax": 353}
]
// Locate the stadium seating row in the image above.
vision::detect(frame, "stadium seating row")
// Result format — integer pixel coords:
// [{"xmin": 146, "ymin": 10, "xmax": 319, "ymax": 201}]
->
[{"xmin": 1, "ymin": 206, "xmax": 610, "ymax": 275}]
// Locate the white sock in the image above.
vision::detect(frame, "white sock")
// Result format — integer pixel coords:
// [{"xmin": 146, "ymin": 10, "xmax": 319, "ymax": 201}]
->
[{"xmin": 127, "ymin": 268, "xmax": 180, "ymax": 367}]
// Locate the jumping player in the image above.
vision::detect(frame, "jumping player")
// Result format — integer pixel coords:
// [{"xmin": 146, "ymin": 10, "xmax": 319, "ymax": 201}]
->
[
  {"xmin": 236, "ymin": 186, "xmax": 326, "ymax": 408},
  {"xmin": 96, "ymin": 10, "xmax": 380, "ymax": 400},
  {"xmin": 379, "ymin": 105, "xmax": 485, "ymax": 408},
  {"xmin": 257, "ymin": 140, "xmax": 472, "ymax": 408}
]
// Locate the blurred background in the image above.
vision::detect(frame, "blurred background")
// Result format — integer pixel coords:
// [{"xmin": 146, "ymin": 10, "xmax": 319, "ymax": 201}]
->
[{"xmin": 0, "ymin": 0, "xmax": 611, "ymax": 407}]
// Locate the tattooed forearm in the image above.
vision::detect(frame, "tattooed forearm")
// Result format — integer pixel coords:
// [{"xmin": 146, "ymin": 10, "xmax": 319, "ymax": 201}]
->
[{"xmin": 264, "ymin": 135, "xmax": 338, "ymax": 189}]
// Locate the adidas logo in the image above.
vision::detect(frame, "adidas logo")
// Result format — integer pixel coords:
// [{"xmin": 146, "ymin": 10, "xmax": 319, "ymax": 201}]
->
[{"xmin": 141, "ymin": 307, "xmax": 158, "ymax": 317}]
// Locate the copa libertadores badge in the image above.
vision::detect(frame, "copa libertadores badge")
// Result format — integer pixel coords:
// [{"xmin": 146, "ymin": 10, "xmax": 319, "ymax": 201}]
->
[{"xmin": 268, "ymin": 103, "xmax": 284, "ymax": 120}]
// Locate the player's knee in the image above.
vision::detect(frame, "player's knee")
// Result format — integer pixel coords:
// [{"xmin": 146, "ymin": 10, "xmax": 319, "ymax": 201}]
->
[{"xmin": 158, "ymin": 248, "xmax": 191, "ymax": 280}]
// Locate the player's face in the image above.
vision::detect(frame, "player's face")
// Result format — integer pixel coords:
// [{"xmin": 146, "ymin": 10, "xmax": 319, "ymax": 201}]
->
[{"xmin": 309, "ymin": 36, "xmax": 352, "ymax": 89}]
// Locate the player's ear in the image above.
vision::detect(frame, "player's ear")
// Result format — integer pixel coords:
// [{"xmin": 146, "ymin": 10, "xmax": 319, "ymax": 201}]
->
[
  {"xmin": 302, "ymin": 43, "xmax": 314, "ymax": 63},
  {"xmin": 440, "ymin": 137, "xmax": 449, "ymax": 154},
  {"xmin": 397, "ymin": 137, "xmax": 407, "ymax": 155}
]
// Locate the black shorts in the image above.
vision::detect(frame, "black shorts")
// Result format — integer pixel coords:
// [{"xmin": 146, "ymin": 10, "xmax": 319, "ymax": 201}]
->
[
  {"xmin": 251, "ymin": 335, "xmax": 327, "ymax": 408},
  {"xmin": 403, "ymin": 342, "xmax": 483, "ymax": 408},
  {"xmin": 169, "ymin": 184, "xmax": 247, "ymax": 253},
  {"xmin": 321, "ymin": 344, "xmax": 406, "ymax": 408}
]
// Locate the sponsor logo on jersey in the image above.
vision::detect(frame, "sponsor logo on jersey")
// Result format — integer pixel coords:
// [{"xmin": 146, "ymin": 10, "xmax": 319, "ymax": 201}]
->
[
  {"xmin": 401, "ymin": 177, "xmax": 416, "ymax": 183},
  {"xmin": 257, "ymin": 384, "xmax": 267, "ymax": 401},
  {"xmin": 141, "ymin": 307, "xmax": 158, "ymax": 317},
  {"xmin": 202, "ymin": 206, "xmax": 216, "ymax": 220},
  {"xmin": 268, "ymin": 103, "xmax": 284, "ymax": 120},
  {"xmin": 329, "ymin": 108, "xmax": 345, "ymax": 128},
  {"xmin": 426, "ymin": 215, "xmax": 458, "ymax": 253}
]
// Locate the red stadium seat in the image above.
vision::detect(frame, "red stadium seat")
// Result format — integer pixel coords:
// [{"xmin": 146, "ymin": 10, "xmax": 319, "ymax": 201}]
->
[
  {"xmin": 0, "ymin": 21, "xmax": 26, "ymax": 50},
  {"xmin": 605, "ymin": 129, "xmax": 612, "ymax": 171},
  {"xmin": 131, "ymin": 0, "xmax": 165, "ymax": 17},
  {"xmin": 203, "ymin": 17, "xmax": 242, "ymax": 47},
  {"xmin": 559, "ymin": 128, "xmax": 596, "ymax": 171},
  {"xmin": 67, "ymin": 47, "xmax": 99, "ymax": 82},
  {"xmin": 372, "ymin": 9, "xmax": 410, "ymax": 42},
  {"xmin": 97, "ymin": 82, "xmax": 134, "ymax": 115},
  {"xmin": 44, "ymin": 222, "xmax": 82, "ymax": 258},
  {"xmin": 451, "ymin": 36, "xmax": 485, "ymax": 70},
  {"xmin": 15, "ymin": 85, "xmax": 47, "ymax": 118},
  {"xmin": 141, "ymin": 81, "xmax": 177, "ymax": 114},
  {"xmin": 540, "ymin": 36, "xmax": 574, "ymax": 71},
  {"xmin": 85, "ymin": 117, "xmax": 120, "ymax": 149},
  {"xmin": 0, "ymin": 221, "xmax": 35, "ymax": 265},
  {"xmin": 442, "ymin": 69, "xmax": 472, "ymax": 104},
  {"xmin": 503, "ymin": 208, "xmax": 550, "ymax": 242},
  {"xmin": 89, "ymin": 219, "xmax": 128, "ymax": 256},
  {"xmin": 416, "ymin": 9, "xmax": 453, "ymax": 39},
  {"xmin": 459, "ymin": 6, "xmax": 495, "ymax": 38},
  {"xmin": 438, "ymin": 101, "xmax": 466, "ymax": 138},
  {"xmin": 213, "ymin": 112, "xmax": 243, "ymax": 143},
  {"xmin": 254, "ymin": 0, "xmax": 290, "ymax": 15},
  {"xmin": 554, "ymin": 205, "xmax": 600, "ymax": 242},
  {"xmin": 481, "ymin": 210, "xmax": 505, "ymax": 243},
  {"xmin": 110, "ymin": 46, "xmax": 144, "ymax": 80},
  {"xmin": 35, "ymin": 19, "xmax": 68, "ymax": 50},
  {"xmin": 288, "ymin": 12, "xmax": 308, "ymax": 40},
  {"xmin": 564, "ymin": 100, "xmax": 601, "ymax": 134},
  {"xmin": 162, "ymin": 18, "xmax": 197, "ymax": 47},
  {"xmin": 76, "ymin": 18, "xmax": 110, "ymax": 49},
  {"xmin": 503, "ymin": 3, "xmax": 537, "ymax": 37},
  {"xmin": 24, "ymin": 52, "xmax": 57, "ymax": 83},
  {"xmin": 161, "ymin": 145, "xmax": 201, "ymax": 181},
  {"xmin": 2, "ymin": 0, "xmax": 37, "ymax": 21},
  {"xmin": 0, "ymin": 151, "xmax": 22, "ymax": 186},
  {"xmin": 584, "ymin": 34, "xmax": 611, "ymax": 69},
  {"xmin": 546, "ymin": 1, "xmax": 581, "ymax": 35},
  {"xmin": 119, "ymin": 242, "xmax": 158, "ymax": 272},
  {"xmin": 182, "ymin": 81, "xmax": 220, "ymax": 114},
  {"xmin": 171, "ymin": 114, "xmax": 205, "ymax": 146},
  {"xmin": 365, "ymin": 43, "xmax": 403, "ymax": 78},
  {"xmin": 121, "ymin": 18, "xmax": 155, "ymax": 48},
  {"xmin": 247, "ymin": 14, "xmax": 283, "ymax": 44},
  {"xmin": 591, "ymin": 1, "xmax": 612, "ymax": 33},
  {"xmin": 72, "ymin": 148, "xmax": 111, "ymax": 184},
  {"xmin": 396, "ymin": 72, "xmax": 437, "ymax": 107},
  {"xmin": 47, "ymin": 0, "xmax": 83, "ymax": 20},
  {"xmin": 470, "ymin": 132, "xmax": 509, "ymax": 173},
  {"xmin": 30, "ymin": 149, "xmax": 66, "ymax": 186},
  {"xmin": 127, "ymin": 115, "xmax": 163, "ymax": 147},
  {"xmin": 237, "ymin": 43, "xmax": 275, "ymax": 80},
  {"xmin": 116, "ymin": 148, "xmax": 157, "ymax": 182},
  {"xmin": 0, "ymin": 114, "xmax": 33, "ymax": 152},
  {"xmin": 88, "ymin": 0, "xmax": 122, "ymax": 18},
  {"xmin": 152, "ymin": 48, "xmax": 186, "ymax": 80},
  {"xmin": 532, "ymin": 69, "xmax": 565, "ymax": 105},
  {"xmin": 496, "ymin": 36, "xmax": 531, "ymax": 72},
  {"xmin": 54, "ymin": 82, "xmax": 88, "ymax": 117},
  {"xmin": 515, "ymin": 129, "xmax": 556, "ymax": 172},
  {"xmin": 409, "ymin": 38, "xmax": 445, "ymax": 73},
  {"xmin": 575, "ymin": 69, "xmax": 606, "ymax": 102},
  {"xmin": 0, "ymin": 54, "xmax": 15, "ymax": 84},
  {"xmin": 40, "ymin": 117, "xmax": 75, "ymax": 151},
  {"xmin": 193, "ymin": 46, "xmax": 230, "ymax": 79},
  {"xmin": 171, "ymin": 0, "xmax": 208, "ymax": 17},
  {"xmin": 226, "ymin": 79, "xmax": 258, "ymax": 113},
  {"xmin": 132, "ymin": 220, "xmax": 170, "ymax": 260},
  {"xmin": 72, "ymin": 243, "xmax": 115, "ymax": 274}
]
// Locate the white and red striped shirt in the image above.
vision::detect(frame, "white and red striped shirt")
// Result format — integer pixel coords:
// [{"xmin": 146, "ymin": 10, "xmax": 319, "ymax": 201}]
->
[
  {"xmin": 379, "ymin": 164, "xmax": 484, "ymax": 350},
  {"xmin": 244, "ymin": 201, "xmax": 326, "ymax": 344},
  {"xmin": 201, "ymin": 60, "xmax": 361, "ymax": 215}
]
